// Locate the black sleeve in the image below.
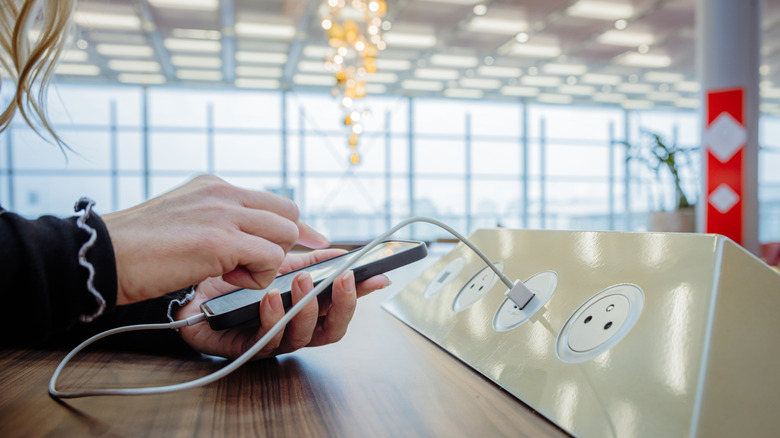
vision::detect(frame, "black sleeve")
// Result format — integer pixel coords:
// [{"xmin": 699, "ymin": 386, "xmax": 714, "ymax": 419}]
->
[
  {"xmin": 45, "ymin": 288, "xmax": 198, "ymax": 357},
  {"xmin": 0, "ymin": 201, "xmax": 195, "ymax": 356},
  {"xmin": 0, "ymin": 201, "xmax": 118, "ymax": 348}
]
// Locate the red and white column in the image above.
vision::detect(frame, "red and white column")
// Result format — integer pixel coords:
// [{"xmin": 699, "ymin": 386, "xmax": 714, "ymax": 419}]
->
[{"xmin": 697, "ymin": 0, "xmax": 761, "ymax": 254}]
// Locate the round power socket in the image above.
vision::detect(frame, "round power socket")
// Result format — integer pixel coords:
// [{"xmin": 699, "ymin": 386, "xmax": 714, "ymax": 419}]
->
[
  {"xmin": 424, "ymin": 257, "xmax": 466, "ymax": 299},
  {"xmin": 556, "ymin": 284, "xmax": 644, "ymax": 364},
  {"xmin": 493, "ymin": 270, "xmax": 558, "ymax": 332},
  {"xmin": 453, "ymin": 262, "xmax": 503, "ymax": 312}
]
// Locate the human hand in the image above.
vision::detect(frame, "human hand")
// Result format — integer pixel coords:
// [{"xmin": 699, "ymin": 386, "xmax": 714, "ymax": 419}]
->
[
  {"xmin": 103, "ymin": 175, "xmax": 329, "ymax": 305},
  {"xmin": 175, "ymin": 249, "xmax": 391, "ymax": 360}
]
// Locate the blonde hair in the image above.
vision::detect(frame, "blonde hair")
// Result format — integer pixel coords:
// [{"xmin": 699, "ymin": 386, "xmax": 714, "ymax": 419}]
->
[{"xmin": 0, "ymin": 0, "xmax": 76, "ymax": 149}]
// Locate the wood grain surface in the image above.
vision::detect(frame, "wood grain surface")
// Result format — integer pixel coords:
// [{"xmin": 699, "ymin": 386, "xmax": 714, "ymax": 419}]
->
[{"xmin": 0, "ymin": 277, "xmax": 568, "ymax": 437}]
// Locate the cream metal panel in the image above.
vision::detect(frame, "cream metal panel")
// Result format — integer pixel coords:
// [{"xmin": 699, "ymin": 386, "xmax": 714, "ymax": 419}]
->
[{"xmin": 383, "ymin": 229, "xmax": 780, "ymax": 437}]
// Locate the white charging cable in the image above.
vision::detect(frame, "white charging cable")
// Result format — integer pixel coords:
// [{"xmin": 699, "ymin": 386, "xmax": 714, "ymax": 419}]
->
[{"xmin": 49, "ymin": 216, "xmax": 534, "ymax": 399}]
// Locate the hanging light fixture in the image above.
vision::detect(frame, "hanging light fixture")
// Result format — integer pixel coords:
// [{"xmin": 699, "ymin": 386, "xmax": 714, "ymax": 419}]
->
[{"xmin": 321, "ymin": 0, "xmax": 388, "ymax": 165}]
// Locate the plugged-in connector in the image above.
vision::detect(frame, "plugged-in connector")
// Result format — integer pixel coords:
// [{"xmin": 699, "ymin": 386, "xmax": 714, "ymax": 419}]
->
[{"xmin": 505, "ymin": 280, "xmax": 535, "ymax": 310}]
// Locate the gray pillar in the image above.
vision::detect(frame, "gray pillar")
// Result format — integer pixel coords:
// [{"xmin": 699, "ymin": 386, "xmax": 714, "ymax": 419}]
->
[{"xmin": 697, "ymin": 0, "xmax": 761, "ymax": 253}]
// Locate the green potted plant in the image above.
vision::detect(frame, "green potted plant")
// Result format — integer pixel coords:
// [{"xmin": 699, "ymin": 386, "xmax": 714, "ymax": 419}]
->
[{"xmin": 626, "ymin": 130, "xmax": 698, "ymax": 232}]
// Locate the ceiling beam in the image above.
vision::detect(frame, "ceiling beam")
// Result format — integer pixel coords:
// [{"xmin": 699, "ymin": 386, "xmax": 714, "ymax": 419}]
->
[
  {"xmin": 136, "ymin": 0, "xmax": 175, "ymax": 81},
  {"xmin": 281, "ymin": 0, "xmax": 321, "ymax": 91}
]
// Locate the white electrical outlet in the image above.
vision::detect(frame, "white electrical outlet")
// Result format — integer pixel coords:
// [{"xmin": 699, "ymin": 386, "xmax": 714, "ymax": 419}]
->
[
  {"xmin": 556, "ymin": 284, "xmax": 644, "ymax": 363},
  {"xmin": 492, "ymin": 270, "xmax": 558, "ymax": 331},
  {"xmin": 424, "ymin": 257, "xmax": 466, "ymax": 299},
  {"xmin": 452, "ymin": 262, "xmax": 503, "ymax": 312}
]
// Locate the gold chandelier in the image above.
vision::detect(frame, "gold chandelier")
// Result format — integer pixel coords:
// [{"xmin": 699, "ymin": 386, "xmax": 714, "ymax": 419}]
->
[{"xmin": 321, "ymin": 0, "xmax": 388, "ymax": 165}]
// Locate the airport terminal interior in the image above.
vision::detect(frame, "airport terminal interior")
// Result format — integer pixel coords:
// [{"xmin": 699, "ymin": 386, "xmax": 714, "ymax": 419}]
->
[
  {"xmin": 0, "ymin": 0, "xmax": 778, "ymax": 253},
  {"xmin": 2, "ymin": 2, "xmax": 780, "ymax": 437}
]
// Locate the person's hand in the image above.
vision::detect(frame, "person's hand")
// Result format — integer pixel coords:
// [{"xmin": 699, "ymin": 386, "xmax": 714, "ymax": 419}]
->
[
  {"xmin": 102, "ymin": 175, "xmax": 329, "ymax": 305},
  {"xmin": 175, "ymin": 249, "xmax": 391, "ymax": 360}
]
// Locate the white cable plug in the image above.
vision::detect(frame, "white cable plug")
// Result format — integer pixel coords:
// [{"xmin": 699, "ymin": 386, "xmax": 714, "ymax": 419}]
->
[{"xmin": 49, "ymin": 216, "xmax": 533, "ymax": 399}]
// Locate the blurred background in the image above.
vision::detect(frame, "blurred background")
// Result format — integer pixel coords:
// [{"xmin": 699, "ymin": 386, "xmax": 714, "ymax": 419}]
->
[{"xmin": 0, "ymin": 0, "xmax": 778, "ymax": 246}]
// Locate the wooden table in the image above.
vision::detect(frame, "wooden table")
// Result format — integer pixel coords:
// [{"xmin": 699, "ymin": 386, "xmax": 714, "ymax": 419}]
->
[{"xmin": 0, "ymin": 256, "xmax": 567, "ymax": 438}]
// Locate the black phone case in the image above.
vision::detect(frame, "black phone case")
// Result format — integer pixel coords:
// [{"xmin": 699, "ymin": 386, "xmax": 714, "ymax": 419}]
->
[{"xmin": 202, "ymin": 240, "xmax": 428, "ymax": 330}]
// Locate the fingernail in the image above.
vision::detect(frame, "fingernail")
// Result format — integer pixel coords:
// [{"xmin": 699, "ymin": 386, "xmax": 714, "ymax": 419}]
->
[
  {"xmin": 268, "ymin": 289, "xmax": 282, "ymax": 311},
  {"xmin": 341, "ymin": 271, "xmax": 356, "ymax": 294},
  {"xmin": 381, "ymin": 279, "xmax": 392, "ymax": 289},
  {"xmin": 296, "ymin": 271, "xmax": 312, "ymax": 288},
  {"xmin": 314, "ymin": 230, "xmax": 330, "ymax": 245}
]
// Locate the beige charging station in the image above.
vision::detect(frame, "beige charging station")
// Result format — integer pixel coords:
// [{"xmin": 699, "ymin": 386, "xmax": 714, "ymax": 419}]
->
[{"xmin": 382, "ymin": 229, "xmax": 780, "ymax": 438}]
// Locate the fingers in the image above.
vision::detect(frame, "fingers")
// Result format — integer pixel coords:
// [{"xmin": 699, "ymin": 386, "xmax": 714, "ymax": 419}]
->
[
  {"xmin": 275, "ymin": 272, "xmax": 319, "ymax": 354},
  {"xmin": 196, "ymin": 276, "xmax": 241, "ymax": 299},
  {"xmin": 355, "ymin": 274, "xmax": 391, "ymax": 298},
  {"xmin": 231, "ymin": 183, "xmax": 301, "ymax": 222},
  {"xmin": 235, "ymin": 209, "xmax": 300, "ymax": 253},
  {"xmin": 251, "ymin": 289, "xmax": 286, "ymax": 359},
  {"xmin": 279, "ymin": 249, "xmax": 347, "ymax": 274},
  {"xmin": 212, "ymin": 268, "xmax": 377, "ymax": 360},
  {"xmin": 296, "ymin": 221, "xmax": 330, "ymax": 249},
  {"xmin": 221, "ymin": 234, "xmax": 286, "ymax": 290},
  {"xmin": 309, "ymin": 270, "xmax": 358, "ymax": 347}
]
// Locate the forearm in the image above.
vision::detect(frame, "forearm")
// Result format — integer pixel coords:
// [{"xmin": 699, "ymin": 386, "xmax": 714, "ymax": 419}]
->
[{"xmin": 0, "ymin": 200, "xmax": 117, "ymax": 347}]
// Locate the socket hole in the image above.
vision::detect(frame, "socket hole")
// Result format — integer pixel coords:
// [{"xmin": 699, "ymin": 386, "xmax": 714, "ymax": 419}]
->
[
  {"xmin": 604, "ymin": 321, "xmax": 613, "ymax": 330},
  {"xmin": 606, "ymin": 304, "xmax": 615, "ymax": 312},
  {"xmin": 478, "ymin": 286, "xmax": 484, "ymax": 291},
  {"xmin": 470, "ymin": 284, "xmax": 475, "ymax": 289},
  {"xmin": 584, "ymin": 315, "xmax": 592, "ymax": 324}
]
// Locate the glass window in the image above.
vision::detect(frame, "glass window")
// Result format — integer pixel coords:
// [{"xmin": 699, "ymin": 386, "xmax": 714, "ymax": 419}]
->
[
  {"xmin": 415, "ymin": 177, "xmax": 466, "ymax": 217},
  {"xmin": 12, "ymin": 128, "xmax": 110, "ymax": 171},
  {"xmin": 287, "ymin": 93, "xmax": 343, "ymax": 133},
  {"xmin": 471, "ymin": 179, "xmax": 522, "ymax": 231},
  {"xmin": 759, "ymin": 116, "xmax": 780, "ymax": 241},
  {"xmin": 212, "ymin": 90, "xmax": 281, "ymax": 129},
  {"xmin": 415, "ymin": 139, "xmax": 465, "ymax": 175},
  {"xmin": 529, "ymin": 105, "xmax": 623, "ymax": 142},
  {"xmin": 117, "ymin": 131, "xmax": 143, "ymax": 171},
  {"xmin": 630, "ymin": 109, "xmax": 699, "ymax": 146},
  {"xmin": 546, "ymin": 142, "xmax": 610, "ymax": 178},
  {"xmin": 47, "ymin": 84, "xmax": 142, "ymax": 127},
  {"xmin": 414, "ymin": 99, "xmax": 467, "ymax": 136},
  {"xmin": 297, "ymin": 134, "xmax": 356, "ymax": 172},
  {"xmin": 149, "ymin": 132, "xmax": 207, "ymax": 172},
  {"xmin": 471, "ymin": 140, "xmax": 522, "ymax": 176},
  {"xmin": 148, "ymin": 89, "xmax": 209, "ymax": 128},
  {"xmin": 214, "ymin": 133, "xmax": 280, "ymax": 172},
  {"xmin": 118, "ymin": 176, "xmax": 144, "ymax": 211},
  {"xmin": 15, "ymin": 175, "xmax": 112, "ymax": 217}
]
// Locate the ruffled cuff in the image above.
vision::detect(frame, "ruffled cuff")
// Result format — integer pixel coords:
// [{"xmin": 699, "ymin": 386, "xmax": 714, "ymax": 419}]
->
[{"xmin": 73, "ymin": 197, "xmax": 118, "ymax": 322}]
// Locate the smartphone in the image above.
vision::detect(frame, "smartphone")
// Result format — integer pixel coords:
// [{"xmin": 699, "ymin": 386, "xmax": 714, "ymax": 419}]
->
[{"xmin": 201, "ymin": 240, "xmax": 428, "ymax": 330}]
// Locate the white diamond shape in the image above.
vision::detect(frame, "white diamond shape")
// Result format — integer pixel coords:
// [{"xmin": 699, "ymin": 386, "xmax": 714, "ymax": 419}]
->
[
  {"xmin": 705, "ymin": 112, "xmax": 746, "ymax": 162},
  {"xmin": 709, "ymin": 184, "xmax": 740, "ymax": 214}
]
